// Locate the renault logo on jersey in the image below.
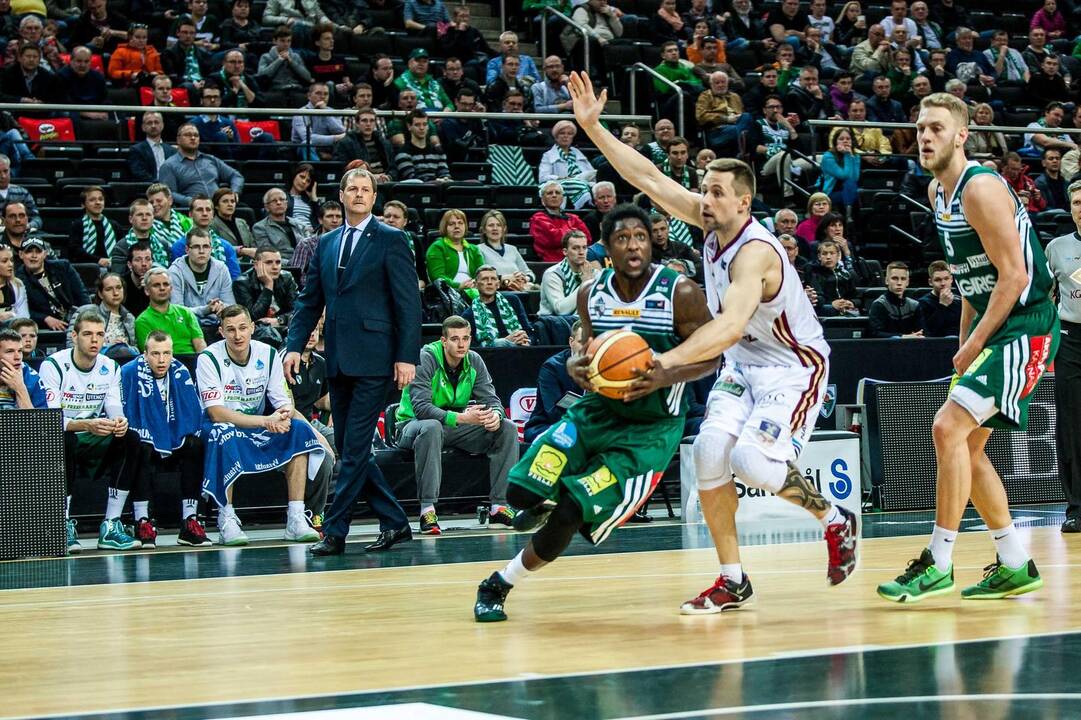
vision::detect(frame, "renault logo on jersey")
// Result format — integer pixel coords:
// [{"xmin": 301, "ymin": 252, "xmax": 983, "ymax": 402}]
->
[
  {"xmin": 612, "ymin": 308, "xmax": 641, "ymax": 318},
  {"xmin": 1071, "ymin": 266, "xmax": 1081, "ymax": 284}
]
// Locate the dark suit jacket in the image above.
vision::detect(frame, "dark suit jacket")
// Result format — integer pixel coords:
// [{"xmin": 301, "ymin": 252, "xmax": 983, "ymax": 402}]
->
[
  {"xmin": 127, "ymin": 139, "xmax": 177, "ymax": 182},
  {"xmin": 17, "ymin": 258, "xmax": 91, "ymax": 325},
  {"xmin": 0, "ymin": 64, "xmax": 67, "ymax": 104},
  {"xmin": 286, "ymin": 219, "xmax": 422, "ymax": 378}
]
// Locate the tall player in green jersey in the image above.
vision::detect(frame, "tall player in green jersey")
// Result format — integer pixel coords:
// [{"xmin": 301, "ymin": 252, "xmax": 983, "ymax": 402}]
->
[
  {"xmin": 473, "ymin": 204, "xmax": 717, "ymax": 622},
  {"xmin": 877, "ymin": 93, "xmax": 1059, "ymax": 603}
]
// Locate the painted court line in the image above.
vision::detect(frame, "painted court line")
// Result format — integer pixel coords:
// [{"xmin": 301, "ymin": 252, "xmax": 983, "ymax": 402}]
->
[{"xmin": 616, "ymin": 693, "xmax": 1081, "ymax": 719}]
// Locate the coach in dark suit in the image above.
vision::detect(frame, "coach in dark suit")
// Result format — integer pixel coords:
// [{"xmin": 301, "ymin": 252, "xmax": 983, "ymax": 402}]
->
[{"xmin": 285, "ymin": 167, "xmax": 421, "ymax": 555}]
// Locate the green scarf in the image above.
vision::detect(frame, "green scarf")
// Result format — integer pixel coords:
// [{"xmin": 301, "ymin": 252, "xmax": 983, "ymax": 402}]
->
[
  {"xmin": 556, "ymin": 258, "xmax": 581, "ymax": 297},
  {"xmin": 82, "ymin": 214, "xmax": 116, "ymax": 257},
  {"xmin": 669, "ymin": 217, "xmax": 693, "ymax": 247},
  {"xmin": 662, "ymin": 158, "xmax": 692, "ymax": 189},
  {"xmin": 184, "ymin": 46, "xmax": 202, "ymax": 82},
  {"xmin": 558, "ymin": 146, "xmax": 581, "ymax": 177},
  {"xmin": 471, "ymin": 293, "xmax": 522, "ymax": 346},
  {"xmin": 123, "ymin": 228, "xmax": 169, "ymax": 268}
]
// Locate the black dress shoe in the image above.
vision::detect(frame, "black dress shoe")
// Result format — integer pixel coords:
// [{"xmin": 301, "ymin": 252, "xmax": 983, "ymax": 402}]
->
[
  {"xmin": 365, "ymin": 525, "xmax": 413, "ymax": 552},
  {"xmin": 1062, "ymin": 517, "xmax": 1081, "ymax": 534},
  {"xmin": 309, "ymin": 535, "xmax": 346, "ymax": 556}
]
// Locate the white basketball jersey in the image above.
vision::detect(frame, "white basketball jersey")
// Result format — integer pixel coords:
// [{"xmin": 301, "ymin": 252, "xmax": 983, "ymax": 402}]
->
[{"xmin": 702, "ymin": 218, "xmax": 830, "ymax": 368}]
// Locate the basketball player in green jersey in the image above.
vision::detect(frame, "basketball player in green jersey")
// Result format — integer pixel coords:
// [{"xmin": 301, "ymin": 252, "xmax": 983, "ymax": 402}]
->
[
  {"xmin": 473, "ymin": 203, "xmax": 717, "ymax": 622},
  {"xmin": 877, "ymin": 93, "xmax": 1059, "ymax": 602}
]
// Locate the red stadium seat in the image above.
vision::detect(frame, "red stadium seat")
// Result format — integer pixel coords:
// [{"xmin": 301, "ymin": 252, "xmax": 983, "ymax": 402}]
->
[
  {"xmin": 138, "ymin": 86, "xmax": 191, "ymax": 107},
  {"xmin": 18, "ymin": 117, "xmax": 76, "ymax": 143},
  {"xmin": 59, "ymin": 53, "xmax": 105, "ymax": 74},
  {"xmin": 235, "ymin": 120, "xmax": 281, "ymax": 143}
]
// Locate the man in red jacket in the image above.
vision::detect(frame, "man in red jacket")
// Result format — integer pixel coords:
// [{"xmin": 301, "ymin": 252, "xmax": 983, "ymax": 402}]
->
[{"xmin": 529, "ymin": 181, "xmax": 593, "ymax": 262}]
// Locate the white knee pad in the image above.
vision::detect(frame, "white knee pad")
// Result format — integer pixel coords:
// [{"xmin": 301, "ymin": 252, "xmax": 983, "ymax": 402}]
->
[
  {"xmin": 693, "ymin": 430, "xmax": 736, "ymax": 491},
  {"xmin": 729, "ymin": 442, "xmax": 787, "ymax": 494}
]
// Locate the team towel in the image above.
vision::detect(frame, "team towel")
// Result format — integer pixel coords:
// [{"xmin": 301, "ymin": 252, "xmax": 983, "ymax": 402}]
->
[
  {"xmin": 120, "ymin": 356, "xmax": 202, "ymax": 457},
  {"xmin": 201, "ymin": 419, "xmax": 325, "ymax": 507}
]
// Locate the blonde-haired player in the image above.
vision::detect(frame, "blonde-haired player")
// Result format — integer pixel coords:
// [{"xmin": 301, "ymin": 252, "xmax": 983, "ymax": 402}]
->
[
  {"xmin": 875, "ymin": 93, "xmax": 1058, "ymax": 602},
  {"xmin": 568, "ymin": 72, "xmax": 859, "ymax": 614}
]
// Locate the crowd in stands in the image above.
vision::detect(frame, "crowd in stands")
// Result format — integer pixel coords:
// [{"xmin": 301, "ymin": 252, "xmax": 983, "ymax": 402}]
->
[{"xmin": 2, "ymin": 0, "xmax": 1078, "ymax": 548}]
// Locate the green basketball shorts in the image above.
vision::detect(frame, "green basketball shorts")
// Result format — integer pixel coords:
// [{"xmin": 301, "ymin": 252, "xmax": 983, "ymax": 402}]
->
[
  {"xmin": 509, "ymin": 393, "xmax": 685, "ymax": 545},
  {"xmin": 950, "ymin": 302, "xmax": 1059, "ymax": 431}
]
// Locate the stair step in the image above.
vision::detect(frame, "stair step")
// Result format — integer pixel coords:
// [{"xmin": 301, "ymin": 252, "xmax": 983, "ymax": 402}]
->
[{"xmin": 466, "ymin": 2, "xmax": 492, "ymax": 16}]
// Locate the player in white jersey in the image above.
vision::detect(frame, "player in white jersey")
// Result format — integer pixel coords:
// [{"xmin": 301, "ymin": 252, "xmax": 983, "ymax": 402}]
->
[
  {"xmin": 569, "ymin": 71, "xmax": 858, "ymax": 614},
  {"xmin": 196, "ymin": 304, "xmax": 328, "ymax": 546},
  {"xmin": 38, "ymin": 308, "xmax": 141, "ymax": 554}
]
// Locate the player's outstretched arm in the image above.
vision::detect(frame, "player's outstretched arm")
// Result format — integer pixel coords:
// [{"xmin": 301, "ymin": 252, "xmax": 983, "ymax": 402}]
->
[
  {"xmin": 658, "ymin": 242, "xmax": 777, "ymax": 367},
  {"xmin": 622, "ymin": 276, "xmax": 719, "ymax": 401},
  {"xmin": 568, "ymin": 72, "xmax": 704, "ymax": 229},
  {"xmin": 954, "ymin": 174, "xmax": 1031, "ymax": 374}
]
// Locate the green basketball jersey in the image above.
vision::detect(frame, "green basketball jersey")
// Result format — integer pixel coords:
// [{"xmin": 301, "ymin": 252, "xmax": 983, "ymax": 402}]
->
[
  {"xmin": 587, "ymin": 264, "xmax": 689, "ymax": 421},
  {"xmin": 934, "ymin": 162, "xmax": 1054, "ymax": 314}
]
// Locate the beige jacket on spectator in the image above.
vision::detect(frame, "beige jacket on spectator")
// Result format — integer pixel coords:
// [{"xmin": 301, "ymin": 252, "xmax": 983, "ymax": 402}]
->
[
  {"xmin": 850, "ymin": 39, "xmax": 891, "ymax": 75},
  {"xmin": 696, "ymin": 91, "xmax": 745, "ymax": 128}
]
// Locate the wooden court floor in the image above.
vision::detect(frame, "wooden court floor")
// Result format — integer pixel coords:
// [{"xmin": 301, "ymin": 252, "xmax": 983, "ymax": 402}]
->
[{"xmin": 1, "ymin": 507, "xmax": 1080, "ymax": 719}]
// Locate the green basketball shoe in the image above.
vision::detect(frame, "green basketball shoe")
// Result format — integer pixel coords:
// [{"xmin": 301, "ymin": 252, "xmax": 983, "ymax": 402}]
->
[
  {"xmin": 97, "ymin": 519, "xmax": 142, "ymax": 551},
  {"xmin": 961, "ymin": 557, "xmax": 1043, "ymax": 600},
  {"xmin": 877, "ymin": 548, "xmax": 955, "ymax": 603}
]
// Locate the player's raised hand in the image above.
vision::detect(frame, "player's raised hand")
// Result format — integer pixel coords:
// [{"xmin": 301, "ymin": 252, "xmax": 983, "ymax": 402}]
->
[{"xmin": 568, "ymin": 72, "xmax": 607, "ymax": 129}]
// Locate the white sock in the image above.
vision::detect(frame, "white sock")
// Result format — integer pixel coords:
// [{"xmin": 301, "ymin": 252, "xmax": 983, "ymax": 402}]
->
[
  {"xmin": 420, "ymin": 503, "xmax": 436, "ymax": 516},
  {"xmin": 498, "ymin": 550, "xmax": 531, "ymax": 586},
  {"xmin": 133, "ymin": 501, "xmax": 149, "ymax": 521},
  {"xmin": 990, "ymin": 523, "xmax": 1029, "ymax": 569},
  {"xmin": 65, "ymin": 495, "xmax": 71, "ymax": 519},
  {"xmin": 929, "ymin": 525, "xmax": 958, "ymax": 572},
  {"xmin": 720, "ymin": 563, "xmax": 743, "ymax": 583},
  {"xmin": 181, "ymin": 499, "xmax": 198, "ymax": 519},
  {"xmin": 105, "ymin": 489, "xmax": 128, "ymax": 520},
  {"xmin": 820, "ymin": 504, "xmax": 842, "ymax": 528},
  {"xmin": 287, "ymin": 500, "xmax": 305, "ymax": 520}
]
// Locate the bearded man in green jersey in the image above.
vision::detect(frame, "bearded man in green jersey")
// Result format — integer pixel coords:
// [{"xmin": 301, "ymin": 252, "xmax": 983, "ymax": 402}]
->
[{"xmin": 878, "ymin": 93, "xmax": 1059, "ymax": 603}]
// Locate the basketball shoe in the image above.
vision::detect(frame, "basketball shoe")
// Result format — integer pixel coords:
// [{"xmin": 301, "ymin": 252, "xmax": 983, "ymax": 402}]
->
[
  {"xmin": 177, "ymin": 515, "xmax": 211, "ymax": 546},
  {"xmin": 876, "ymin": 548, "xmax": 954, "ymax": 602},
  {"xmin": 488, "ymin": 507, "xmax": 516, "ymax": 528},
  {"xmin": 961, "ymin": 556, "xmax": 1043, "ymax": 599},
  {"xmin": 825, "ymin": 506, "xmax": 859, "ymax": 585},
  {"xmin": 66, "ymin": 518, "xmax": 82, "ymax": 554},
  {"xmin": 285, "ymin": 512, "xmax": 320, "ymax": 542},
  {"xmin": 134, "ymin": 518, "xmax": 157, "ymax": 550},
  {"xmin": 474, "ymin": 572, "xmax": 514, "ymax": 622},
  {"xmin": 218, "ymin": 507, "xmax": 250, "ymax": 546},
  {"xmin": 680, "ymin": 573, "xmax": 755, "ymax": 614},
  {"xmin": 419, "ymin": 509, "xmax": 441, "ymax": 535},
  {"xmin": 97, "ymin": 519, "xmax": 142, "ymax": 551}
]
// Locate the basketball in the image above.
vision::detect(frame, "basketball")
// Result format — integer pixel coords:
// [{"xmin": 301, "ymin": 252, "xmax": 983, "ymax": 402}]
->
[{"xmin": 587, "ymin": 330, "xmax": 653, "ymax": 399}]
